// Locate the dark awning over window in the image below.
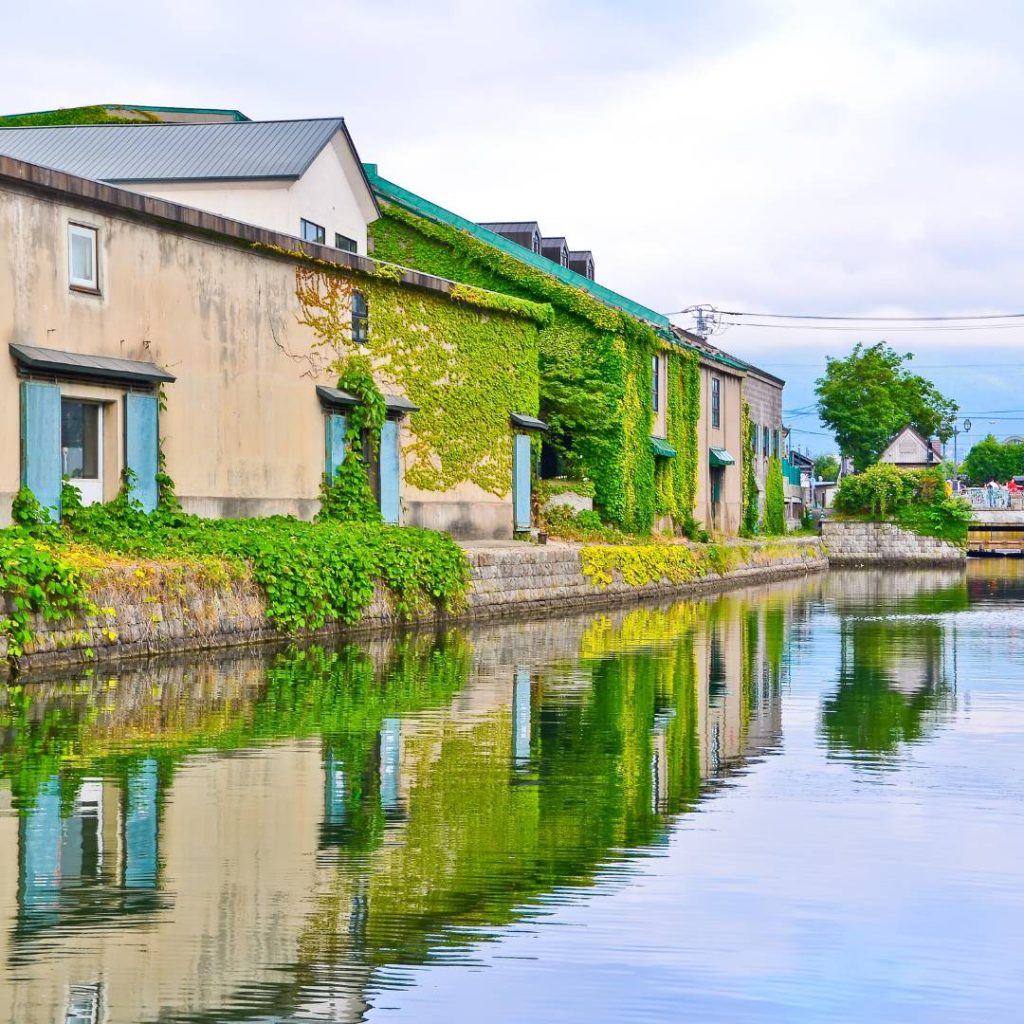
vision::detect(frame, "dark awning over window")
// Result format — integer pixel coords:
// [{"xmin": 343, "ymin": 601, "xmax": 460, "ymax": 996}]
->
[
  {"xmin": 651, "ymin": 436, "xmax": 677, "ymax": 458},
  {"xmin": 510, "ymin": 412, "xmax": 548, "ymax": 432},
  {"xmin": 316, "ymin": 384, "xmax": 361, "ymax": 408},
  {"xmin": 10, "ymin": 343, "xmax": 175, "ymax": 387},
  {"xmin": 709, "ymin": 447, "xmax": 735, "ymax": 466},
  {"xmin": 318, "ymin": 386, "xmax": 419, "ymax": 417},
  {"xmin": 384, "ymin": 393, "xmax": 419, "ymax": 415}
]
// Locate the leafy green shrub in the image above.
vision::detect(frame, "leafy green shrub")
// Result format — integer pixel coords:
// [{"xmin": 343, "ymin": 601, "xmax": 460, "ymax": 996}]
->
[
  {"xmin": 763, "ymin": 456, "xmax": 786, "ymax": 535},
  {"xmin": 0, "ymin": 530, "xmax": 94, "ymax": 659},
  {"xmin": 833, "ymin": 465, "xmax": 971, "ymax": 543}
]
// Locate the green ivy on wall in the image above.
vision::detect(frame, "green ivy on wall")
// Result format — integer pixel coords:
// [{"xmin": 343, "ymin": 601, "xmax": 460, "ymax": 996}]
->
[
  {"xmin": 292, "ymin": 259, "xmax": 545, "ymax": 498},
  {"xmin": 740, "ymin": 400, "xmax": 760, "ymax": 536},
  {"xmin": 660, "ymin": 348, "xmax": 701, "ymax": 531},
  {"xmin": 368, "ymin": 204, "xmax": 666, "ymax": 533},
  {"xmin": 763, "ymin": 456, "xmax": 786, "ymax": 535}
]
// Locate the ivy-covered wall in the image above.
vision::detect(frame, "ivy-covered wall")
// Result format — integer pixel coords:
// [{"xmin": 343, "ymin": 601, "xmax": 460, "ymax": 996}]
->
[
  {"xmin": 292, "ymin": 258, "xmax": 545, "ymax": 500},
  {"xmin": 659, "ymin": 348, "xmax": 701, "ymax": 527},
  {"xmin": 369, "ymin": 204, "xmax": 666, "ymax": 533},
  {"xmin": 741, "ymin": 400, "xmax": 760, "ymax": 536}
]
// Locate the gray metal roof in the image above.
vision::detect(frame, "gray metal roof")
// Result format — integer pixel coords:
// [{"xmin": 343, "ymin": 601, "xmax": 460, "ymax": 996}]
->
[
  {"xmin": 10, "ymin": 342, "xmax": 176, "ymax": 385},
  {"xmin": 479, "ymin": 221, "xmax": 540, "ymax": 233},
  {"xmin": 0, "ymin": 118, "xmax": 345, "ymax": 183}
]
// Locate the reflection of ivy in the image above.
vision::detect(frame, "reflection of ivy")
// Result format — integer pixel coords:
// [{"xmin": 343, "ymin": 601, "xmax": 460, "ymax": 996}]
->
[{"xmin": 369, "ymin": 205, "xmax": 666, "ymax": 533}]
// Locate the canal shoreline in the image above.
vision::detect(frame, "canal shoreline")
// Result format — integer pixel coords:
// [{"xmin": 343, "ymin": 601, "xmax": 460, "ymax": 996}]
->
[{"xmin": 2, "ymin": 538, "xmax": 826, "ymax": 679}]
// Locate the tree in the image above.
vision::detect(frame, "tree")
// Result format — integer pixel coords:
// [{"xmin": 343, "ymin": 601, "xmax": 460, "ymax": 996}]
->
[
  {"xmin": 813, "ymin": 454, "xmax": 840, "ymax": 481},
  {"xmin": 815, "ymin": 342, "xmax": 958, "ymax": 472},
  {"xmin": 962, "ymin": 434, "xmax": 1024, "ymax": 484}
]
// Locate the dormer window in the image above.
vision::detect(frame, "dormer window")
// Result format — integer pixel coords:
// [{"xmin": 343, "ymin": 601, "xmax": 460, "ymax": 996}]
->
[
  {"xmin": 352, "ymin": 291, "xmax": 369, "ymax": 343},
  {"xmin": 532, "ymin": 232, "xmax": 541, "ymax": 254}
]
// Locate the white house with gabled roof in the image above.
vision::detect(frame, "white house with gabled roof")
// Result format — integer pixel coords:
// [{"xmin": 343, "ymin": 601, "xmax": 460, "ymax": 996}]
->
[
  {"xmin": 878, "ymin": 425, "xmax": 943, "ymax": 470},
  {"xmin": 0, "ymin": 118, "xmax": 378, "ymax": 254}
]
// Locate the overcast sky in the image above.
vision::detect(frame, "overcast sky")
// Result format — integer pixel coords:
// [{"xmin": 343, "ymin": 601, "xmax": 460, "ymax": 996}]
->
[{"xmin": 6, "ymin": 0, "xmax": 1024, "ymax": 452}]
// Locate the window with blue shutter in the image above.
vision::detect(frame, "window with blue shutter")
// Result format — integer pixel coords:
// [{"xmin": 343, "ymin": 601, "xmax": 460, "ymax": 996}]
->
[
  {"xmin": 513, "ymin": 433, "xmax": 532, "ymax": 532},
  {"xmin": 20, "ymin": 381, "xmax": 63, "ymax": 520},
  {"xmin": 124, "ymin": 393, "xmax": 159, "ymax": 513},
  {"xmin": 379, "ymin": 419, "xmax": 400, "ymax": 525},
  {"xmin": 325, "ymin": 413, "xmax": 347, "ymax": 481}
]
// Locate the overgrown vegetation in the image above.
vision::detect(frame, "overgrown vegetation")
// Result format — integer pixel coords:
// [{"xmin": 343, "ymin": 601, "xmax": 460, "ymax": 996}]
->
[
  {"xmin": 832, "ymin": 464, "xmax": 972, "ymax": 543},
  {"xmin": 763, "ymin": 456, "xmax": 787, "ymax": 535},
  {"xmin": 369, "ymin": 203, "xmax": 674, "ymax": 534},
  {"xmin": 1, "ymin": 479, "xmax": 469, "ymax": 664},
  {"xmin": 0, "ymin": 105, "xmax": 159, "ymax": 127},
  {"xmin": 581, "ymin": 540, "xmax": 817, "ymax": 588},
  {"xmin": 740, "ymin": 401, "xmax": 759, "ymax": 536}
]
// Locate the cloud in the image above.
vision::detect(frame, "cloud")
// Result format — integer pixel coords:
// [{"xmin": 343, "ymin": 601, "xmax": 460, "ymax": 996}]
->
[{"xmin": 4, "ymin": 0, "xmax": 1023, "ymax": 439}]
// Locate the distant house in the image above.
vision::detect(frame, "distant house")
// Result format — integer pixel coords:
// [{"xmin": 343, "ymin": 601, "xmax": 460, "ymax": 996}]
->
[{"xmin": 878, "ymin": 426, "xmax": 943, "ymax": 470}]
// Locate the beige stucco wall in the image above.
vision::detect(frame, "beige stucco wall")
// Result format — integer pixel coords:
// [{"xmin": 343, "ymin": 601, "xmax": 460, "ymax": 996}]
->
[
  {"xmin": 695, "ymin": 361, "xmax": 744, "ymax": 536},
  {"xmin": 131, "ymin": 133, "xmax": 375, "ymax": 254},
  {"xmin": 0, "ymin": 183, "xmax": 519, "ymax": 537}
]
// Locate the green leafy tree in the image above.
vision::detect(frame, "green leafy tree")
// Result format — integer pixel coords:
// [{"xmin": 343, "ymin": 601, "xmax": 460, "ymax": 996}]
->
[
  {"xmin": 815, "ymin": 342, "xmax": 958, "ymax": 471},
  {"xmin": 961, "ymin": 434, "xmax": 1024, "ymax": 484},
  {"xmin": 813, "ymin": 454, "xmax": 840, "ymax": 481}
]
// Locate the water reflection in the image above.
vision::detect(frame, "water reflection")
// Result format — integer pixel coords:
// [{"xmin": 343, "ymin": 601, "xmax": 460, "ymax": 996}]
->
[
  {"xmin": 1, "ymin": 565, "xmax": 1020, "ymax": 1022},
  {"xmin": 818, "ymin": 571, "xmax": 964, "ymax": 761}
]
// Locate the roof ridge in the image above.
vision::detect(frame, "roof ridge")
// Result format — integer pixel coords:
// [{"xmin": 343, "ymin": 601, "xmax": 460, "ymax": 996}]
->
[{"xmin": 0, "ymin": 116, "xmax": 346, "ymax": 131}]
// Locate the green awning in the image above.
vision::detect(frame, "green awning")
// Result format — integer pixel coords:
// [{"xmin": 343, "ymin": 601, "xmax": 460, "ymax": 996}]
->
[
  {"xmin": 651, "ymin": 436, "xmax": 677, "ymax": 459},
  {"xmin": 709, "ymin": 447, "xmax": 735, "ymax": 466}
]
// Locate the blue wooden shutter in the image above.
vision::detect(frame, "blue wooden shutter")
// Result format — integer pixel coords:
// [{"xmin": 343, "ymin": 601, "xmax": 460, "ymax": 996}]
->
[
  {"xmin": 379, "ymin": 420, "xmax": 401, "ymax": 525},
  {"xmin": 20, "ymin": 381, "xmax": 62, "ymax": 520},
  {"xmin": 325, "ymin": 413, "xmax": 347, "ymax": 480},
  {"xmin": 124, "ymin": 393, "xmax": 159, "ymax": 513},
  {"xmin": 513, "ymin": 433, "xmax": 531, "ymax": 531}
]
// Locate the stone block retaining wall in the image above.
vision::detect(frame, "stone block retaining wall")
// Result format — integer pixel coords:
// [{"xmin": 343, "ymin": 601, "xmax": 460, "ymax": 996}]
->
[
  {"xmin": 822, "ymin": 520, "xmax": 965, "ymax": 564},
  {"xmin": 2, "ymin": 539, "xmax": 826, "ymax": 676}
]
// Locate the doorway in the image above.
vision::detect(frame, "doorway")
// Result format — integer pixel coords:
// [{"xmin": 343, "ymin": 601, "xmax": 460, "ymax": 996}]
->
[{"xmin": 61, "ymin": 398, "xmax": 103, "ymax": 505}]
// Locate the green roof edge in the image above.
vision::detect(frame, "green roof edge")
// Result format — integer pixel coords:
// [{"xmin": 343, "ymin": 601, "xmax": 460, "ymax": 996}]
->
[{"xmin": 363, "ymin": 165, "xmax": 670, "ymax": 330}]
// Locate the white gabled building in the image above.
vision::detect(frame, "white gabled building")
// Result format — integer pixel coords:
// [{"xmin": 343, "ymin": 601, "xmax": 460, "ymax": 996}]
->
[
  {"xmin": 878, "ymin": 426, "xmax": 943, "ymax": 470},
  {"xmin": 0, "ymin": 117, "xmax": 379, "ymax": 254}
]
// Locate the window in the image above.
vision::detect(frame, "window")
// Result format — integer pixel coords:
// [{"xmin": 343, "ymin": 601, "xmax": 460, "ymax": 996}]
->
[
  {"xmin": 300, "ymin": 218, "xmax": 325, "ymax": 244},
  {"xmin": 773, "ymin": 429, "xmax": 780, "ymax": 457},
  {"xmin": 532, "ymin": 232, "xmax": 541, "ymax": 254},
  {"xmin": 68, "ymin": 224, "xmax": 98, "ymax": 292},
  {"xmin": 352, "ymin": 290, "xmax": 369, "ymax": 343},
  {"xmin": 763, "ymin": 425, "xmax": 771, "ymax": 456},
  {"xmin": 651, "ymin": 355, "xmax": 661, "ymax": 412},
  {"xmin": 334, "ymin": 233, "xmax": 357, "ymax": 253},
  {"xmin": 751, "ymin": 421, "xmax": 759, "ymax": 453},
  {"xmin": 711, "ymin": 376, "xmax": 721, "ymax": 428}
]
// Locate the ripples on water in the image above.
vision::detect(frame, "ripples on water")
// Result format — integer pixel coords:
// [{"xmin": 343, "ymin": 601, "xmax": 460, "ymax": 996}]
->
[{"xmin": 2, "ymin": 562, "xmax": 1023, "ymax": 1022}]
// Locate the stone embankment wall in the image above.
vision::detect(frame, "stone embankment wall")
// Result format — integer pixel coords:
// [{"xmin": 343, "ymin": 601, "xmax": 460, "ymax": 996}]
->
[
  {"xmin": 822, "ymin": 520, "xmax": 965, "ymax": 565},
  {"xmin": 2, "ymin": 539, "xmax": 826, "ymax": 676}
]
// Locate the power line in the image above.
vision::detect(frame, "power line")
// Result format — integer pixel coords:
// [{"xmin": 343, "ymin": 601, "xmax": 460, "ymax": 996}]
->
[
  {"xmin": 668, "ymin": 307, "xmax": 1024, "ymax": 322},
  {"xmin": 718, "ymin": 319, "xmax": 1022, "ymax": 332}
]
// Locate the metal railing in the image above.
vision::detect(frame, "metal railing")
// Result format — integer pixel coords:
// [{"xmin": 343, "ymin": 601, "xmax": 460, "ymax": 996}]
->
[{"xmin": 964, "ymin": 487, "xmax": 1024, "ymax": 510}]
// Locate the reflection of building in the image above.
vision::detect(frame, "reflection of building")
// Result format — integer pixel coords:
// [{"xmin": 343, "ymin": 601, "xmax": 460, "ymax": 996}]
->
[{"xmin": 0, "ymin": 578, "xmax": 816, "ymax": 1022}]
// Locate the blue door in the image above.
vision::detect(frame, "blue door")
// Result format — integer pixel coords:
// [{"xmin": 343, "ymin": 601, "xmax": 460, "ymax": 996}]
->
[
  {"xmin": 513, "ymin": 433, "xmax": 531, "ymax": 532},
  {"xmin": 124, "ymin": 393, "xmax": 159, "ymax": 512},
  {"xmin": 379, "ymin": 419, "xmax": 401, "ymax": 525},
  {"xmin": 21, "ymin": 381, "xmax": 62, "ymax": 520}
]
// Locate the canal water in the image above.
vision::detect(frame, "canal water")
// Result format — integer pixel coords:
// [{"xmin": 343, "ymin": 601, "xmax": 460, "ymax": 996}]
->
[{"xmin": 2, "ymin": 564, "xmax": 1023, "ymax": 1023}]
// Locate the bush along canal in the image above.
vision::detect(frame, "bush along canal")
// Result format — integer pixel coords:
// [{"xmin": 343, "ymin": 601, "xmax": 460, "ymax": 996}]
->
[{"xmin": 2, "ymin": 561, "xmax": 1023, "ymax": 1022}]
